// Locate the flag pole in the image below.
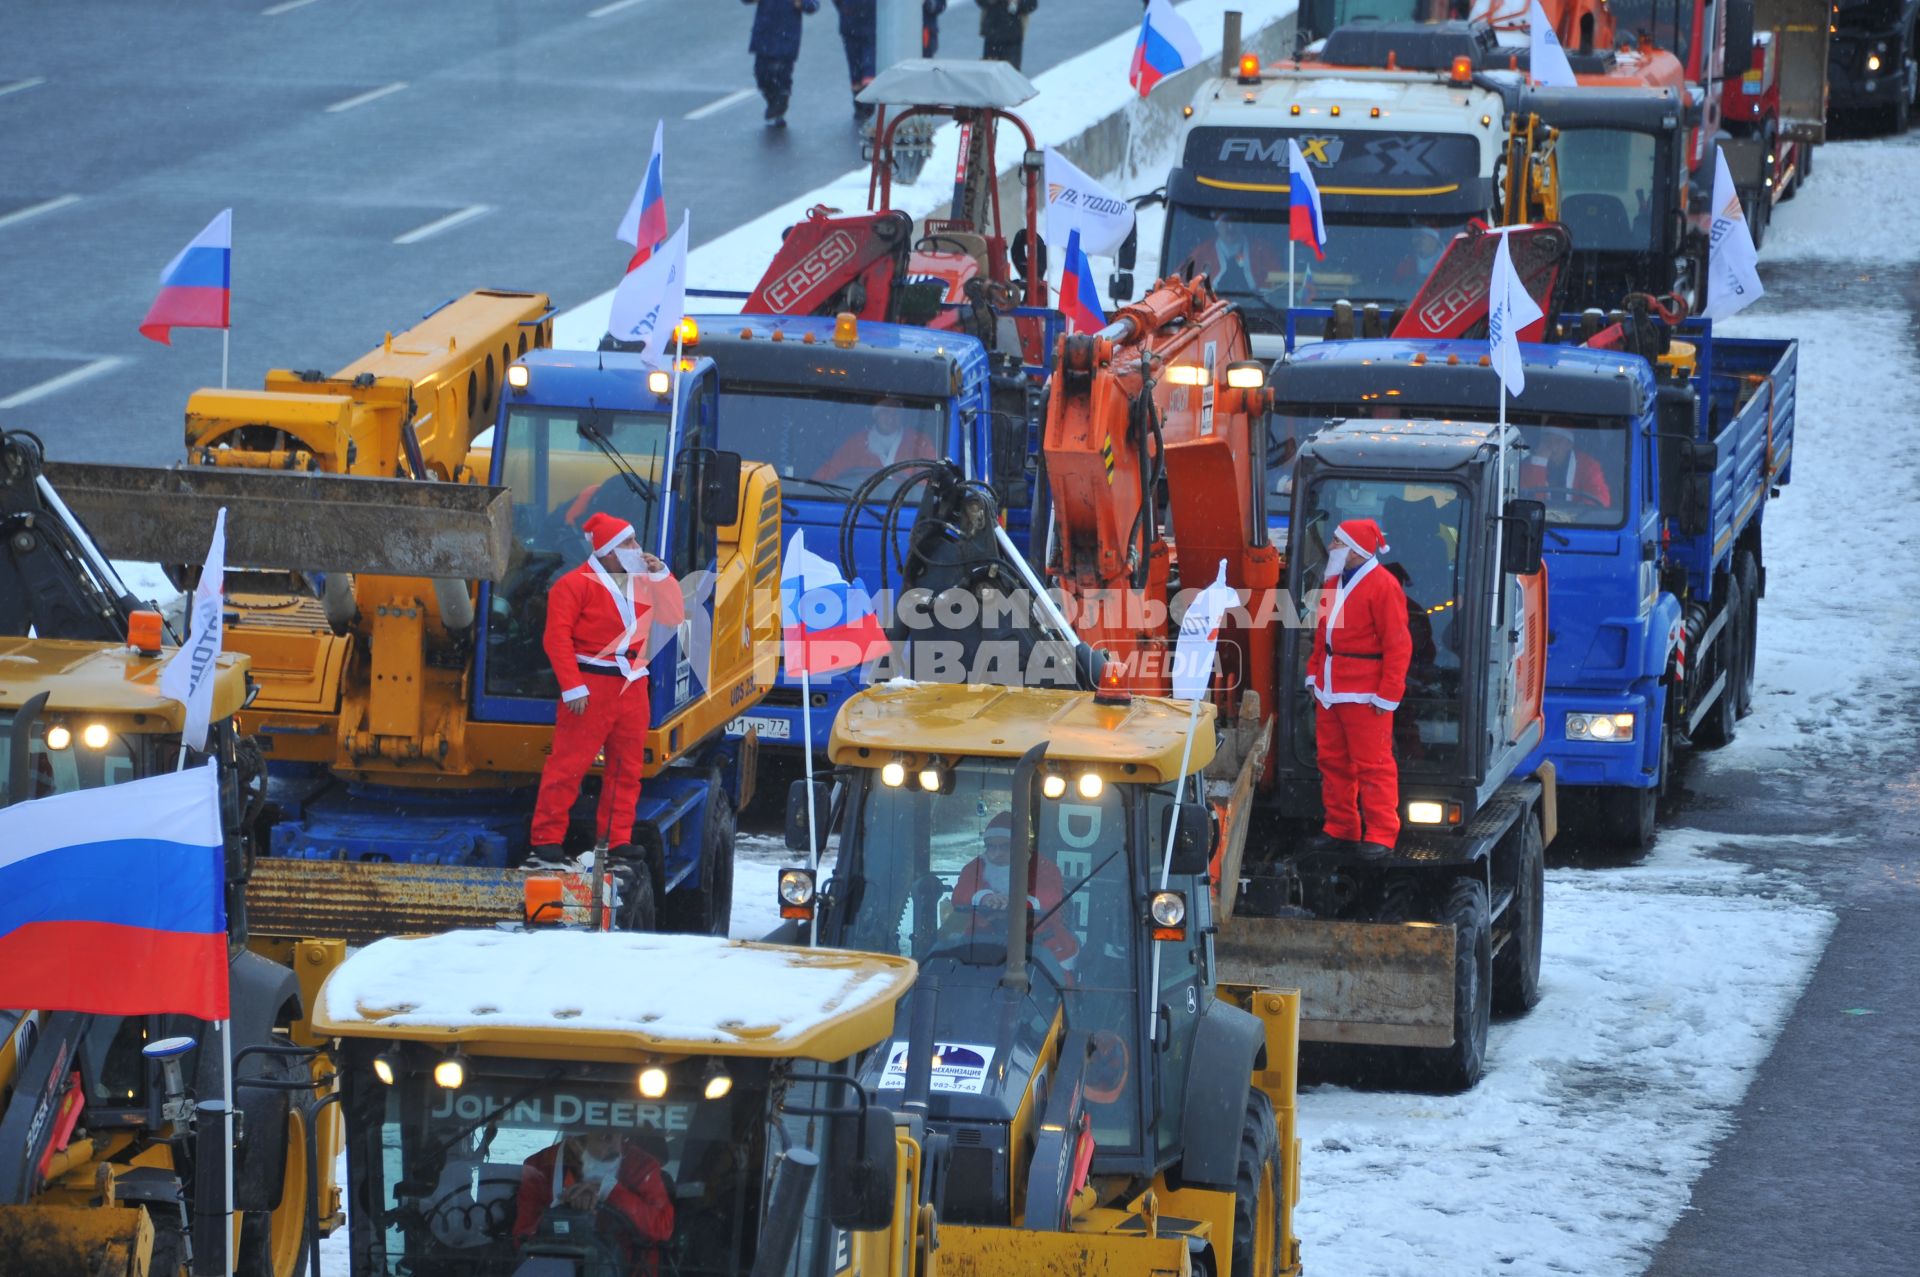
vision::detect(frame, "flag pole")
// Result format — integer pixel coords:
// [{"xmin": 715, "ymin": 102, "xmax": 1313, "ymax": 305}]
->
[
  {"xmin": 1492, "ymin": 378, "xmax": 1508, "ymax": 634},
  {"xmin": 219, "ymin": 1016, "xmax": 236, "ymax": 1277},
  {"xmin": 220, "ymin": 328, "xmax": 229, "ymax": 390},
  {"xmin": 657, "ymin": 328, "xmax": 685, "ymax": 562},
  {"xmin": 1147, "ymin": 687, "xmax": 1207, "ymax": 1017},
  {"xmin": 1288, "ymin": 239, "xmax": 1296, "ymax": 315},
  {"xmin": 801, "ymin": 665, "xmax": 820, "ymax": 948}
]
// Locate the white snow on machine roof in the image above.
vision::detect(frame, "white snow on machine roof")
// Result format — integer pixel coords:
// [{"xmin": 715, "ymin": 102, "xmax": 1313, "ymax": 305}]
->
[
  {"xmin": 314, "ymin": 930, "xmax": 916, "ymax": 1059},
  {"xmin": 858, "ymin": 58, "xmax": 1037, "ymax": 109}
]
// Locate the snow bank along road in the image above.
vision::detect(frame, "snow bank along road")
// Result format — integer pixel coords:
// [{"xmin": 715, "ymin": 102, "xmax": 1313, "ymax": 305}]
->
[{"xmin": 714, "ymin": 152, "xmax": 1920, "ymax": 1277}]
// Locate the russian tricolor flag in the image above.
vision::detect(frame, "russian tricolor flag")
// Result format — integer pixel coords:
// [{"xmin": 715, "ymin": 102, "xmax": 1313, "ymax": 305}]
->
[
  {"xmin": 1288, "ymin": 140, "xmax": 1327, "ymax": 261},
  {"xmin": 617, "ymin": 121, "xmax": 669, "ymax": 274},
  {"xmin": 1130, "ymin": 0, "xmax": 1203, "ymax": 99},
  {"xmin": 139, "ymin": 209, "xmax": 231, "ymax": 345},
  {"xmin": 1060, "ymin": 229, "xmax": 1107, "ymax": 335},
  {"xmin": 0, "ymin": 764, "xmax": 229, "ymax": 1018},
  {"xmin": 780, "ymin": 529, "xmax": 891, "ymax": 677}
]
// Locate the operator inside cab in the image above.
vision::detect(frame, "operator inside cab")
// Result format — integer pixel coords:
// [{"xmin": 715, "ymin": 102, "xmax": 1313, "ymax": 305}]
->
[
  {"xmin": 815, "ymin": 395, "xmax": 940, "ymax": 482},
  {"xmin": 950, "ymin": 811, "xmax": 1081, "ymax": 973},
  {"xmin": 513, "ymin": 1129, "xmax": 674, "ymax": 1273},
  {"xmin": 1517, "ymin": 422, "xmax": 1620, "ymax": 523}
]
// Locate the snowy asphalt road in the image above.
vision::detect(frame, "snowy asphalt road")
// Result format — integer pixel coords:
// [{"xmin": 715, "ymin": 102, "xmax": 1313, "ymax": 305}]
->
[{"xmin": 0, "ymin": 0, "xmax": 1151, "ymax": 464}]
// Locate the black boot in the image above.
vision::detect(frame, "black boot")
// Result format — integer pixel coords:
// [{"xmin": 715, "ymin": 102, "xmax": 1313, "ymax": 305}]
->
[{"xmin": 524, "ymin": 844, "xmax": 571, "ymax": 870}]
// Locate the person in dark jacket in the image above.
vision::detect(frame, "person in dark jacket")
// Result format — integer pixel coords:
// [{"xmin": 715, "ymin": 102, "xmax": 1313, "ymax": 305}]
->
[
  {"xmin": 924, "ymin": 0, "xmax": 947, "ymax": 56},
  {"xmin": 834, "ymin": 0, "xmax": 878, "ymax": 124},
  {"xmin": 976, "ymin": 0, "xmax": 1038, "ymax": 69},
  {"xmin": 745, "ymin": 0, "xmax": 818, "ymax": 128}
]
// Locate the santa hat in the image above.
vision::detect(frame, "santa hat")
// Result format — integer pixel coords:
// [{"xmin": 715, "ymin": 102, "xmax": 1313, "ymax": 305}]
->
[
  {"xmin": 583, "ymin": 512, "xmax": 636, "ymax": 556},
  {"xmin": 984, "ymin": 811, "xmax": 1013, "ymax": 844},
  {"xmin": 1334, "ymin": 518, "xmax": 1389, "ymax": 560}
]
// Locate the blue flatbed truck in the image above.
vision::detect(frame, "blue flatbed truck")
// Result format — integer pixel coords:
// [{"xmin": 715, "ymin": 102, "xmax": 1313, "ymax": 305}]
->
[
  {"xmin": 686, "ymin": 311, "xmax": 1047, "ymax": 756},
  {"xmin": 1269, "ymin": 322, "xmax": 1797, "ymax": 850}
]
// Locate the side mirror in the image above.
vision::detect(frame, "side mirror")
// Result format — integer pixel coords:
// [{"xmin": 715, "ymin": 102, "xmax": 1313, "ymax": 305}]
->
[
  {"xmin": 1109, "ymin": 223, "xmax": 1140, "ymax": 304},
  {"xmin": 1167, "ymin": 802, "xmax": 1216, "ymax": 876},
  {"xmin": 1502, "ymin": 499, "xmax": 1547, "ymax": 575},
  {"xmin": 1723, "ymin": 0, "xmax": 1756, "ymax": 70},
  {"xmin": 785, "ymin": 779, "xmax": 832, "ymax": 853},
  {"xmin": 700, "ymin": 449, "xmax": 744, "ymax": 528},
  {"xmin": 828, "ymin": 1105, "xmax": 901, "ymax": 1232}
]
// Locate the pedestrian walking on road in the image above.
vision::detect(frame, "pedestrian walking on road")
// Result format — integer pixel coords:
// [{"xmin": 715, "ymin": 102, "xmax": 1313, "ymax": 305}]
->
[
  {"xmin": 834, "ymin": 0, "xmax": 879, "ymax": 125},
  {"xmin": 745, "ymin": 0, "xmax": 818, "ymax": 128},
  {"xmin": 924, "ymin": 0, "xmax": 948, "ymax": 56},
  {"xmin": 976, "ymin": 0, "xmax": 1038, "ymax": 70}
]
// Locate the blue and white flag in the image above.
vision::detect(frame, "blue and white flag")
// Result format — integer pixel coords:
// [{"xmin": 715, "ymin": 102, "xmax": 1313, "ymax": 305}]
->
[
  {"xmin": 158, "ymin": 507, "xmax": 227, "ymax": 752},
  {"xmin": 606, "ymin": 210, "xmax": 690, "ymax": 359},
  {"xmin": 1171, "ymin": 560, "xmax": 1238, "ymax": 702},
  {"xmin": 1701, "ymin": 147, "xmax": 1765, "ymax": 320},
  {"xmin": 1487, "ymin": 232, "xmax": 1544, "ymax": 398},
  {"xmin": 1529, "ymin": 1, "xmax": 1579, "ymax": 87}
]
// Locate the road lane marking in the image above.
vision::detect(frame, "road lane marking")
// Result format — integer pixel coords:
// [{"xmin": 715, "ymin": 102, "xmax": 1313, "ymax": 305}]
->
[
  {"xmin": 0, "ymin": 194, "xmax": 81, "ymax": 231},
  {"xmin": 325, "ymin": 81, "xmax": 408, "ymax": 114},
  {"xmin": 0, "ymin": 358, "xmax": 124, "ymax": 411},
  {"xmin": 262, "ymin": 0, "xmax": 323, "ymax": 13},
  {"xmin": 0, "ymin": 77, "xmax": 47, "ymax": 98},
  {"xmin": 686, "ymin": 88, "xmax": 755, "ymax": 121},
  {"xmin": 393, "ymin": 204, "xmax": 491, "ymax": 245},
  {"xmin": 588, "ymin": 0, "xmax": 649, "ymax": 16}
]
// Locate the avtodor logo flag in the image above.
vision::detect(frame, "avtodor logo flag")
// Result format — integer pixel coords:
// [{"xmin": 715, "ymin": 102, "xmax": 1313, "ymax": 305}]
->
[{"xmin": 1701, "ymin": 146, "xmax": 1765, "ymax": 321}]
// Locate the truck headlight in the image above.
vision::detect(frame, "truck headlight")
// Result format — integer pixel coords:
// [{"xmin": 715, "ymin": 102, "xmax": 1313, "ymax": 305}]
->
[
  {"xmin": 1869, "ymin": 52, "xmax": 1884, "ymax": 71},
  {"xmin": 1566, "ymin": 711, "xmax": 1635, "ymax": 741},
  {"xmin": 1407, "ymin": 800, "xmax": 1445, "ymax": 825}
]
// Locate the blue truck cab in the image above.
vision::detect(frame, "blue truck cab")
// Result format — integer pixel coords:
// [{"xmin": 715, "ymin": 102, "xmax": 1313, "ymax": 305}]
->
[
  {"xmin": 1269, "ymin": 325, "xmax": 1797, "ymax": 850},
  {"xmin": 683, "ymin": 313, "xmax": 1029, "ymax": 755}
]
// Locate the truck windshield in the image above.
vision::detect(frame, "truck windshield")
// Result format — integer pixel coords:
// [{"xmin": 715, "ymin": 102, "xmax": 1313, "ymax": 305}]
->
[
  {"xmin": 1554, "ymin": 128, "xmax": 1660, "ymax": 252},
  {"xmin": 718, "ymin": 387, "xmax": 945, "ymax": 501},
  {"xmin": 348, "ymin": 1052, "xmax": 771, "ymax": 1277},
  {"xmin": 484, "ymin": 405, "xmax": 672, "ymax": 701},
  {"xmin": 1294, "ymin": 477, "xmax": 1472, "ymax": 770},
  {"xmin": 0, "ymin": 711, "xmax": 148, "ymax": 808},
  {"xmin": 1166, "ymin": 206, "xmax": 1467, "ymax": 313},
  {"xmin": 1515, "ymin": 419, "xmax": 1629, "ymax": 528},
  {"xmin": 842, "ymin": 759, "xmax": 1145, "ymax": 1150},
  {"xmin": 1602, "ymin": 0, "xmax": 1693, "ymax": 68}
]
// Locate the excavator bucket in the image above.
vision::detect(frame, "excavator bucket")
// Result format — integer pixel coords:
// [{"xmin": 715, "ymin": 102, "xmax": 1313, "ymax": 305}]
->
[
  {"xmin": 1213, "ymin": 918, "xmax": 1456, "ymax": 1048},
  {"xmin": 0, "ymin": 1203, "xmax": 155, "ymax": 1277},
  {"xmin": 1391, "ymin": 222, "xmax": 1571, "ymax": 343},
  {"xmin": 42, "ymin": 462, "xmax": 511, "ymax": 580},
  {"xmin": 245, "ymin": 858, "xmax": 611, "ymax": 944}
]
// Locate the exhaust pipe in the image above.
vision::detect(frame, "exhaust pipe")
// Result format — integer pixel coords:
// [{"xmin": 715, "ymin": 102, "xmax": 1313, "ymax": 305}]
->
[
  {"xmin": 1221, "ymin": 10, "xmax": 1243, "ymax": 76},
  {"xmin": 749, "ymin": 1148, "xmax": 821, "ymax": 1277}
]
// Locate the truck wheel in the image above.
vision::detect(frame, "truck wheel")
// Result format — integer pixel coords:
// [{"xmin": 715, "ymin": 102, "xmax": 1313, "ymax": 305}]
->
[
  {"xmin": 1416, "ymin": 878, "xmax": 1491, "ymax": 1092},
  {"xmin": 1734, "ymin": 553, "xmax": 1761, "ymax": 719},
  {"xmin": 661, "ymin": 780, "xmax": 737, "ymax": 936},
  {"xmin": 237, "ymin": 1110, "xmax": 309, "ymax": 1277},
  {"xmin": 1492, "ymin": 817, "xmax": 1543, "ymax": 1016},
  {"xmin": 1230, "ymin": 1088, "xmax": 1282, "ymax": 1277},
  {"xmin": 1694, "ymin": 573, "xmax": 1744, "ymax": 749},
  {"xmin": 1599, "ymin": 774, "xmax": 1658, "ymax": 855}
]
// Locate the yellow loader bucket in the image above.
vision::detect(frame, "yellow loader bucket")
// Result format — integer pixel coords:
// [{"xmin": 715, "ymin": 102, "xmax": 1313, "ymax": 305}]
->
[
  {"xmin": 935, "ymin": 1223, "xmax": 1192, "ymax": 1276},
  {"xmin": 1214, "ymin": 917, "xmax": 1457, "ymax": 1048},
  {"xmin": 0, "ymin": 1203, "xmax": 157, "ymax": 1277}
]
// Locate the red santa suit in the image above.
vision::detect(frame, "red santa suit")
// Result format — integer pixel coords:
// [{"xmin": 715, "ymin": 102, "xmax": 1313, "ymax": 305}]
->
[
  {"xmin": 1307, "ymin": 518, "xmax": 1413, "ymax": 849},
  {"xmin": 529, "ymin": 512, "xmax": 686, "ymax": 850},
  {"xmin": 950, "ymin": 814, "xmax": 1080, "ymax": 969},
  {"xmin": 512, "ymin": 1139, "xmax": 673, "ymax": 1271},
  {"xmin": 816, "ymin": 418, "xmax": 938, "ymax": 481},
  {"xmin": 1520, "ymin": 433, "xmax": 1612, "ymax": 506}
]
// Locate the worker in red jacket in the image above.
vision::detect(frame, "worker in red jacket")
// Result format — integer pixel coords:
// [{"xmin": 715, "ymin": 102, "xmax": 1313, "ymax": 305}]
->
[
  {"xmin": 513, "ymin": 1131, "xmax": 674, "ymax": 1269},
  {"xmin": 1306, "ymin": 518, "xmax": 1413, "ymax": 856},
  {"xmin": 951, "ymin": 812, "xmax": 1080, "ymax": 971},
  {"xmin": 528, "ymin": 512, "xmax": 685, "ymax": 865}
]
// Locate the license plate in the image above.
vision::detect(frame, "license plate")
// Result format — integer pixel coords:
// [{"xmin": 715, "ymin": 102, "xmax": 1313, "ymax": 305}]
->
[{"xmin": 728, "ymin": 714, "xmax": 791, "ymax": 741}]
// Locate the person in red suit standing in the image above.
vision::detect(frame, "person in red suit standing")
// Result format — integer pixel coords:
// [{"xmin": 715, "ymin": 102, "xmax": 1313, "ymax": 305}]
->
[
  {"xmin": 528, "ymin": 511, "xmax": 685, "ymax": 865},
  {"xmin": 513, "ymin": 1130, "xmax": 674, "ymax": 1270},
  {"xmin": 1306, "ymin": 518, "xmax": 1413, "ymax": 857}
]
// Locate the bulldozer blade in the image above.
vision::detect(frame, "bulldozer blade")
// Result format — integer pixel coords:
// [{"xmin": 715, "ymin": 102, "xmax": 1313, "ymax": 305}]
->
[
  {"xmin": 245, "ymin": 857, "xmax": 604, "ymax": 945},
  {"xmin": 1214, "ymin": 917, "xmax": 1456, "ymax": 1049},
  {"xmin": 43, "ymin": 462, "xmax": 511, "ymax": 580},
  {"xmin": 0, "ymin": 1203, "xmax": 155, "ymax": 1277}
]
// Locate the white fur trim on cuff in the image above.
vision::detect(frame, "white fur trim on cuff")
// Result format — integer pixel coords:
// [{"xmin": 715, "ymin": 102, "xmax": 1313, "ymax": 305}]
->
[
  {"xmin": 1370, "ymin": 695, "xmax": 1400, "ymax": 711},
  {"xmin": 560, "ymin": 685, "xmax": 590, "ymax": 703}
]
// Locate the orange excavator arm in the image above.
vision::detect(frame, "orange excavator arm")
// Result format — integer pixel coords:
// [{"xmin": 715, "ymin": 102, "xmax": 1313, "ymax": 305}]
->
[{"xmin": 1040, "ymin": 277, "xmax": 1280, "ymax": 711}]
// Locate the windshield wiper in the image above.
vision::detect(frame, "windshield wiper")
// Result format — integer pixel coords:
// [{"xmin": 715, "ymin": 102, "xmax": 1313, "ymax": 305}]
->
[
  {"xmin": 780, "ymin": 476, "xmax": 858, "ymax": 499},
  {"xmin": 576, "ymin": 414, "xmax": 658, "ymax": 528}
]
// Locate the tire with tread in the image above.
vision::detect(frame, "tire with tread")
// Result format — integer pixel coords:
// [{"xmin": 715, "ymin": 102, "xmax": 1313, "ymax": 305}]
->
[
  {"xmin": 1416, "ymin": 878, "xmax": 1491, "ymax": 1092},
  {"xmin": 661, "ymin": 779, "xmax": 736, "ymax": 936},
  {"xmin": 1493, "ymin": 817, "xmax": 1544, "ymax": 1016},
  {"xmin": 1694, "ymin": 573, "xmax": 1744, "ymax": 749},
  {"xmin": 1230, "ymin": 1088, "xmax": 1282, "ymax": 1277}
]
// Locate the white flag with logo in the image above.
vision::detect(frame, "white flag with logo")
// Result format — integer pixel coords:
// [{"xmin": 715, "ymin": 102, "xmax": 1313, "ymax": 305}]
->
[
  {"xmin": 158, "ymin": 508, "xmax": 227, "ymax": 753},
  {"xmin": 1528, "ymin": 0, "xmax": 1579, "ymax": 87},
  {"xmin": 1487, "ymin": 231, "xmax": 1544, "ymax": 398},
  {"xmin": 606, "ymin": 210, "xmax": 690, "ymax": 358},
  {"xmin": 1701, "ymin": 147, "xmax": 1765, "ymax": 320},
  {"xmin": 1170, "ymin": 560, "xmax": 1238, "ymax": 702},
  {"xmin": 1044, "ymin": 147, "xmax": 1135, "ymax": 258}
]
